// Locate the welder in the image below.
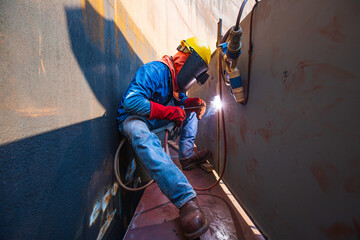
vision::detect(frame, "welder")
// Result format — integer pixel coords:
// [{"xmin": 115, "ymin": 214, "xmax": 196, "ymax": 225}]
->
[{"xmin": 117, "ymin": 37, "xmax": 212, "ymax": 239}]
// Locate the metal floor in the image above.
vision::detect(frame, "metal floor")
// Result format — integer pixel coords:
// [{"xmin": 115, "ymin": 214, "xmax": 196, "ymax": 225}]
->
[{"xmin": 123, "ymin": 147, "xmax": 264, "ymax": 240}]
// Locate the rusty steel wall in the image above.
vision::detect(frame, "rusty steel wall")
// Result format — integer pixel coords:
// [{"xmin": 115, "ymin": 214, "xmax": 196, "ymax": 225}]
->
[
  {"xmin": 191, "ymin": 0, "xmax": 360, "ymax": 239},
  {"xmin": 0, "ymin": 0, "xmax": 241, "ymax": 239}
]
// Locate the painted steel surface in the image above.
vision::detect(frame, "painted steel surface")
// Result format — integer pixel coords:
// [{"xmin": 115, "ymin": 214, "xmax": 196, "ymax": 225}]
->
[
  {"xmin": 191, "ymin": 0, "xmax": 360, "ymax": 239},
  {"xmin": 0, "ymin": 0, "xmax": 153, "ymax": 238}
]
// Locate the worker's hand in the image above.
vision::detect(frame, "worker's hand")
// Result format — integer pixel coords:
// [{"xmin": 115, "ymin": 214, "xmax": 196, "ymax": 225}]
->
[
  {"xmin": 184, "ymin": 98, "xmax": 206, "ymax": 120},
  {"xmin": 149, "ymin": 101, "xmax": 186, "ymax": 127}
]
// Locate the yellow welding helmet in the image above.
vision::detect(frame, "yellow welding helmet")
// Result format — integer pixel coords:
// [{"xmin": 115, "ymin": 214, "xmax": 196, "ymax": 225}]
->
[
  {"xmin": 176, "ymin": 37, "xmax": 211, "ymax": 92},
  {"xmin": 180, "ymin": 37, "xmax": 211, "ymax": 64}
]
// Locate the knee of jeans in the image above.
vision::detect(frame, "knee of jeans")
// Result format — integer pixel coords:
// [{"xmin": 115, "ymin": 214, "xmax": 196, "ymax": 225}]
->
[
  {"xmin": 123, "ymin": 119, "xmax": 150, "ymax": 140},
  {"xmin": 186, "ymin": 112, "xmax": 198, "ymax": 124}
]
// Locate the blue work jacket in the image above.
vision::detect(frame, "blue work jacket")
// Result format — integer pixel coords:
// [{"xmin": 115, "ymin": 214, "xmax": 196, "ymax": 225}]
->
[{"xmin": 117, "ymin": 61, "xmax": 186, "ymax": 130}]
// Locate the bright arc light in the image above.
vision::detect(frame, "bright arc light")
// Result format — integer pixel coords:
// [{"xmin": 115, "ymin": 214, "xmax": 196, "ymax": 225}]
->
[{"xmin": 212, "ymin": 95, "xmax": 223, "ymax": 110}]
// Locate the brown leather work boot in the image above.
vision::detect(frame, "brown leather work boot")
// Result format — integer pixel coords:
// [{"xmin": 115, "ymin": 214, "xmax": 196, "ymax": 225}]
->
[
  {"xmin": 180, "ymin": 198, "xmax": 209, "ymax": 239},
  {"xmin": 180, "ymin": 149, "xmax": 212, "ymax": 171}
]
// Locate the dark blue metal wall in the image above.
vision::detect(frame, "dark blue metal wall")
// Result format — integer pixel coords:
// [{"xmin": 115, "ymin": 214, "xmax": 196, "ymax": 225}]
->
[{"xmin": 0, "ymin": 0, "xmax": 154, "ymax": 239}]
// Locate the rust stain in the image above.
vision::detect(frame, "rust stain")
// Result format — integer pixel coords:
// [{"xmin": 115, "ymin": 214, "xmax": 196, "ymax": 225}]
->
[
  {"xmin": 320, "ymin": 222, "xmax": 354, "ymax": 239},
  {"xmin": 240, "ymin": 115, "xmax": 247, "ymax": 143},
  {"xmin": 257, "ymin": 119, "xmax": 295, "ymax": 144},
  {"xmin": 228, "ymin": 134, "xmax": 239, "ymax": 155},
  {"xmin": 16, "ymin": 107, "xmax": 58, "ymax": 117},
  {"xmin": 344, "ymin": 173, "xmax": 360, "ymax": 193},
  {"xmin": 257, "ymin": 128, "xmax": 272, "ymax": 143},
  {"xmin": 320, "ymin": 97, "xmax": 344, "ymax": 114},
  {"xmin": 101, "ymin": 189, "xmax": 111, "ymax": 212},
  {"xmin": 310, "ymin": 161, "xmax": 341, "ymax": 194},
  {"xmin": 40, "ymin": 59, "xmax": 46, "ymax": 75},
  {"xmin": 90, "ymin": 201, "xmax": 101, "ymax": 226},
  {"xmin": 312, "ymin": 63, "xmax": 355, "ymax": 82},
  {"xmin": 287, "ymin": 61, "xmax": 355, "ymax": 93},
  {"xmin": 319, "ymin": 16, "xmax": 346, "ymax": 43},
  {"xmin": 285, "ymin": 61, "xmax": 307, "ymax": 91},
  {"xmin": 111, "ymin": 182, "xmax": 119, "ymax": 196},
  {"xmin": 96, "ymin": 210, "xmax": 115, "ymax": 240},
  {"xmin": 312, "ymin": 85, "xmax": 322, "ymax": 91},
  {"xmin": 246, "ymin": 157, "xmax": 258, "ymax": 177},
  {"xmin": 0, "ymin": 32, "xmax": 3, "ymax": 47},
  {"xmin": 296, "ymin": 132, "xmax": 323, "ymax": 142},
  {"xmin": 312, "ymin": 85, "xmax": 323, "ymax": 93}
]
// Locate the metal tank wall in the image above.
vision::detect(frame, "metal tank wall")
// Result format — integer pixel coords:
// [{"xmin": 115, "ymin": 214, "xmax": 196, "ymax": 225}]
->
[
  {"xmin": 190, "ymin": 0, "xmax": 360, "ymax": 239},
  {"xmin": 0, "ymin": 0, "xmax": 240, "ymax": 239},
  {"xmin": 0, "ymin": 0, "xmax": 148, "ymax": 239}
]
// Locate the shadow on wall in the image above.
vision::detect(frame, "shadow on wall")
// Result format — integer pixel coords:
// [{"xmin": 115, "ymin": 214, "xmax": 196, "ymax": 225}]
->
[{"xmin": 0, "ymin": 1, "xmax": 150, "ymax": 239}]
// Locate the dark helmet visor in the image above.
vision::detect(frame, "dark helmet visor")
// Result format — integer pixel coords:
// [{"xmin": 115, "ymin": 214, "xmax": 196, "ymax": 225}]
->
[{"xmin": 176, "ymin": 51, "xmax": 209, "ymax": 93}]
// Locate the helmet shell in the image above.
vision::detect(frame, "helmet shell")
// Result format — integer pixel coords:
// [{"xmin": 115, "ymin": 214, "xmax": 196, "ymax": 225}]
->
[{"xmin": 181, "ymin": 37, "xmax": 211, "ymax": 65}]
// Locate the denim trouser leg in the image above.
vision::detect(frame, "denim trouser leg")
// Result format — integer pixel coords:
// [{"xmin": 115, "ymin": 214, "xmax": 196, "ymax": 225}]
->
[
  {"xmin": 179, "ymin": 112, "xmax": 198, "ymax": 159},
  {"xmin": 121, "ymin": 117, "xmax": 196, "ymax": 208}
]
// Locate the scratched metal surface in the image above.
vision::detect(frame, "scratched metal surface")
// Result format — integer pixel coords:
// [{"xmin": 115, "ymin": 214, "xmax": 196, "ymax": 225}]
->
[
  {"xmin": 124, "ymin": 148, "xmax": 261, "ymax": 240},
  {"xmin": 190, "ymin": 0, "xmax": 360, "ymax": 239},
  {"xmin": 0, "ymin": 0, "xmax": 151, "ymax": 239}
]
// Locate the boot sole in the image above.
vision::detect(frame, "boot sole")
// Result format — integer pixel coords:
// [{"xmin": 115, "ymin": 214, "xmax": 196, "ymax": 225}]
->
[
  {"xmin": 182, "ymin": 160, "xmax": 206, "ymax": 171},
  {"xmin": 184, "ymin": 218, "xmax": 209, "ymax": 239},
  {"xmin": 182, "ymin": 152, "xmax": 212, "ymax": 171}
]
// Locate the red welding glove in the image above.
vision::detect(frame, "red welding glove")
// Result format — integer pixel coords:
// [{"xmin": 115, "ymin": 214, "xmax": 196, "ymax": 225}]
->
[
  {"xmin": 184, "ymin": 98, "xmax": 206, "ymax": 120},
  {"xmin": 149, "ymin": 101, "xmax": 186, "ymax": 127}
]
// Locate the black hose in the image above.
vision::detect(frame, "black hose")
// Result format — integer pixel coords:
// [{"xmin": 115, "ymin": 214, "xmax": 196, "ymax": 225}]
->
[
  {"xmin": 221, "ymin": 0, "xmax": 248, "ymax": 44},
  {"xmin": 235, "ymin": 0, "xmax": 248, "ymax": 30},
  {"xmin": 243, "ymin": 0, "xmax": 259, "ymax": 104}
]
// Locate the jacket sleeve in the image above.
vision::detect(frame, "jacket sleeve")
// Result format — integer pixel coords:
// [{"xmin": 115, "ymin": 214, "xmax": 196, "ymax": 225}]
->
[
  {"xmin": 175, "ymin": 93, "xmax": 188, "ymax": 106},
  {"xmin": 122, "ymin": 65, "xmax": 160, "ymax": 116}
]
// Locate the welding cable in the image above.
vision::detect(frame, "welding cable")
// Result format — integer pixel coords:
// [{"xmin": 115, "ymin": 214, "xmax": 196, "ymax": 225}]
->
[
  {"xmin": 220, "ymin": 0, "xmax": 248, "ymax": 44},
  {"xmin": 193, "ymin": 51, "xmax": 228, "ymax": 191},
  {"xmin": 114, "ymin": 131, "xmax": 172, "ymax": 191},
  {"xmin": 114, "ymin": 138, "xmax": 154, "ymax": 191},
  {"xmin": 235, "ymin": 0, "xmax": 248, "ymax": 30},
  {"xmin": 243, "ymin": 0, "xmax": 259, "ymax": 104}
]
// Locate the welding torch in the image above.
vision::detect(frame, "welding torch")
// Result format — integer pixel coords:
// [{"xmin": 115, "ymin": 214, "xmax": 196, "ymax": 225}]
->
[
  {"xmin": 183, "ymin": 95, "xmax": 223, "ymax": 111},
  {"xmin": 183, "ymin": 106, "xmax": 204, "ymax": 110}
]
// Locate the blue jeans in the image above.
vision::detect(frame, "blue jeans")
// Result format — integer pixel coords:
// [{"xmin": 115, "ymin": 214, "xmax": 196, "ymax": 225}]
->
[{"xmin": 120, "ymin": 112, "xmax": 198, "ymax": 208}]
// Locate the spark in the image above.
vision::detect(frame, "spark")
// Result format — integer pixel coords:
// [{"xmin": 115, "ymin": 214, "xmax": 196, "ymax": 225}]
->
[
  {"xmin": 203, "ymin": 95, "xmax": 223, "ymax": 118},
  {"xmin": 211, "ymin": 95, "xmax": 223, "ymax": 110}
]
